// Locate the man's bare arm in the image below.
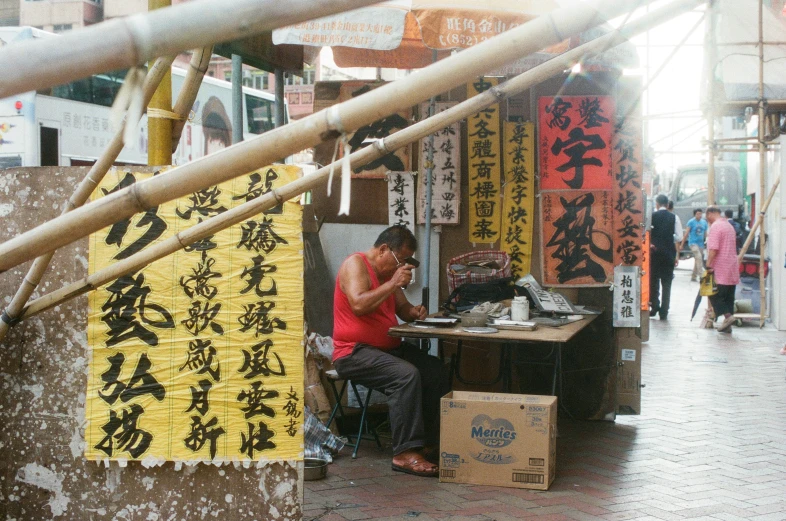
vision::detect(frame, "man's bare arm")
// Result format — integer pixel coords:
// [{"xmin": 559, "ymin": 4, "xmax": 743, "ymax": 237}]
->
[
  {"xmin": 706, "ymin": 249, "xmax": 717, "ymax": 269},
  {"xmin": 394, "ymin": 289, "xmax": 426, "ymax": 322}
]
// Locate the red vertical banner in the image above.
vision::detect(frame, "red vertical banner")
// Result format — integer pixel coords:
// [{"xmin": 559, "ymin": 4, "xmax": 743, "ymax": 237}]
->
[
  {"xmin": 540, "ymin": 190, "xmax": 614, "ymax": 287},
  {"xmin": 466, "ymin": 77, "xmax": 502, "ymax": 244},
  {"xmin": 611, "ymin": 105, "xmax": 644, "ymax": 266},
  {"xmin": 539, "ymin": 96, "xmax": 614, "ymax": 191}
]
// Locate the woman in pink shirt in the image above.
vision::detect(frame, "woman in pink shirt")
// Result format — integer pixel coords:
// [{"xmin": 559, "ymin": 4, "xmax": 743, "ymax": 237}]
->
[{"xmin": 705, "ymin": 206, "xmax": 741, "ymax": 333}]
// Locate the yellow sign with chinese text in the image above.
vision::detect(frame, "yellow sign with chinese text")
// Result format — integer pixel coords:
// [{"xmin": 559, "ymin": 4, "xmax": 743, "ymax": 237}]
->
[
  {"xmin": 466, "ymin": 77, "xmax": 501, "ymax": 244},
  {"xmin": 85, "ymin": 166, "xmax": 304, "ymax": 462},
  {"xmin": 501, "ymin": 121, "xmax": 536, "ymax": 279}
]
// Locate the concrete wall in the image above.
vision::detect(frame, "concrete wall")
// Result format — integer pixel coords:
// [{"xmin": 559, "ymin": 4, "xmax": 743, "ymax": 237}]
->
[{"xmin": 0, "ymin": 167, "xmax": 301, "ymax": 520}]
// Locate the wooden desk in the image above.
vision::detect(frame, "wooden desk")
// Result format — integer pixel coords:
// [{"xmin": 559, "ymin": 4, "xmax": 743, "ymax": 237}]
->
[{"xmin": 389, "ymin": 314, "xmax": 598, "ymax": 394}]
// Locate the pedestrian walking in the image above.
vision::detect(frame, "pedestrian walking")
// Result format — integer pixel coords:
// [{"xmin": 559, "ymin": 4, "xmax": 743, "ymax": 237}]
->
[
  {"xmin": 681, "ymin": 208, "xmax": 708, "ymax": 281},
  {"xmin": 724, "ymin": 209, "xmax": 743, "ymax": 253},
  {"xmin": 650, "ymin": 194, "xmax": 683, "ymax": 320},
  {"xmin": 705, "ymin": 206, "xmax": 740, "ymax": 333}
]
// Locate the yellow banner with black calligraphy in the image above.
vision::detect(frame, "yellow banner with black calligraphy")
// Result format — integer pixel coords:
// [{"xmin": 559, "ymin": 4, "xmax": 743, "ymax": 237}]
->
[
  {"xmin": 85, "ymin": 166, "xmax": 304, "ymax": 462},
  {"xmin": 466, "ymin": 77, "xmax": 502, "ymax": 244},
  {"xmin": 501, "ymin": 121, "xmax": 536, "ymax": 279}
]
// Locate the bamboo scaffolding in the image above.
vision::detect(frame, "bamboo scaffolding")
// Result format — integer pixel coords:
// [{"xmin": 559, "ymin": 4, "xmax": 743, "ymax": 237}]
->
[
  {"xmin": 737, "ymin": 177, "xmax": 781, "ymax": 264},
  {"xmin": 0, "ymin": 0, "xmax": 380, "ymax": 100},
  {"xmin": 171, "ymin": 47, "xmax": 213, "ymax": 151},
  {"xmin": 0, "ymin": 0, "xmax": 664, "ymax": 274},
  {"xmin": 0, "ymin": 48, "xmax": 217, "ymax": 341},
  {"xmin": 0, "ymin": 55, "xmax": 175, "ymax": 340},
  {"xmin": 15, "ymin": 0, "xmax": 706, "ymax": 323}
]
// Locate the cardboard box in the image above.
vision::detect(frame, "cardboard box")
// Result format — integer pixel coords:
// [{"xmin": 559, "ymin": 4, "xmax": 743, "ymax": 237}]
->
[
  {"xmin": 439, "ymin": 391, "xmax": 557, "ymax": 490},
  {"xmin": 615, "ymin": 328, "xmax": 642, "ymax": 415}
]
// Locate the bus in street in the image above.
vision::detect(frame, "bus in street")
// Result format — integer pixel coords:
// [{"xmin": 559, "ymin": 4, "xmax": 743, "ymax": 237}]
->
[{"xmin": 0, "ymin": 27, "xmax": 286, "ymax": 169}]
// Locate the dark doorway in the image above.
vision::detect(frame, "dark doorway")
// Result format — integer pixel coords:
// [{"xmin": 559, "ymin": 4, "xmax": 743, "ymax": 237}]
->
[{"xmin": 39, "ymin": 126, "xmax": 59, "ymax": 166}]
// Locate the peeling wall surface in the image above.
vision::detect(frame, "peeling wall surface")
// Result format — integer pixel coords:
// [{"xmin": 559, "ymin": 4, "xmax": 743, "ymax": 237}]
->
[{"xmin": 0, "ymin": 168, "xmax": 302, "ymax": 521}]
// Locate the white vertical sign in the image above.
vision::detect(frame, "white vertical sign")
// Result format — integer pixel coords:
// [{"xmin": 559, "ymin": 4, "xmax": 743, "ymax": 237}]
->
[
  {"xmin": 613, "ymin": 265, "xmax": 640, "ymax": 327},
  {"xmin": 387, "ymin": 171, "xmax": 416, "ymax": 228},
  {"xmin": 417, "ymin": 102, "xmax": 461, "ymax": 225}
]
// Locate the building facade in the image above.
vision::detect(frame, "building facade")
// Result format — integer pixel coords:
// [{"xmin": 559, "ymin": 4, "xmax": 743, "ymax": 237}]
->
[
  {"xmin": 0, "ymin": 0, "xmax": 20, "ymax": 26},
  {"xmin": 19, "ymin": 0, "xmax": 102, "ymax": 32}
]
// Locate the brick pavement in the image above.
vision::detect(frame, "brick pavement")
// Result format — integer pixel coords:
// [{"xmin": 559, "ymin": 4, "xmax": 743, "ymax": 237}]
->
[{"xmin": 305, "ymin": 265, "xmax": 786, "ymax": 520}]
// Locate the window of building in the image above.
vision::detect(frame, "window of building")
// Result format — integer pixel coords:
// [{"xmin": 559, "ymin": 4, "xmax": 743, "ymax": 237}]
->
[
  {"xmin": 53, "ymin": 24, "xmax": 73, "ymax": 32},
  {"xmin": 302, "ymin": 66, "xmax": 316, "ymax": 85},
  {"xmin": 245, "ymin": 94, "xmax": 275, "ymax": 134},
  {"xmin": 43, "ymin": 68, "xmax": 128, "ymax": 108}
]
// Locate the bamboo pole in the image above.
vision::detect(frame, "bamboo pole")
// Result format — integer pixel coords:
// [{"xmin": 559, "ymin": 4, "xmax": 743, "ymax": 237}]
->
[
  {"xmin": 16, "ymin": 0, "xmax": 706, "ymax": 322},
  {"xmin": 737, "ymin": 177, "xmax": 780, "ymax": 263},
  {"xmin": 171, "ymin": 47, "xmax": 213, "ymax": 151},
  {"xmin": 148, "ymin": 0, "xmax": 173, "ymax": 165},
  {"xmin": 0, "ymin": 55, "xmax": 175, "ymax": 341},
  {"xmin": 757, "ymin": 0, "xmax": 767, "ymax": 328},
  {"xmin": 0, "ymin": 0, "xmax": 380, "ymax": 100},
  {"xmin": 707, "ymin": 0, "xmax": 716, "ymax": 205},
  {"xmin": 0, "ymin": 0, "xmax": 666, "ymax": 274}
]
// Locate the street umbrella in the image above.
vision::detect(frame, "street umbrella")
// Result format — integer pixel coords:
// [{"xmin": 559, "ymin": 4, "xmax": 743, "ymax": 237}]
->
[{"xmin": 691, "ymin": 289, "xmax": 703, "ymax": 320}]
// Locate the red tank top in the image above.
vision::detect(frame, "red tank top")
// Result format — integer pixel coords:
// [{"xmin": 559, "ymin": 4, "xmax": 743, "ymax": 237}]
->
[{"xmin": 333, "ymin": 253, "xmax": 401, "ymax": 361}]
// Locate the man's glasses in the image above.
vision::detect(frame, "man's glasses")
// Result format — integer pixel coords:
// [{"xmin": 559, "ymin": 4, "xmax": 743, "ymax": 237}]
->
[
  {"xmin": 390, "ymin": 250, "xmax": 402, "ymax": 267},
  {"xmin": 390, "ymin": 249, "xmax": 420, "ymax": 268}
]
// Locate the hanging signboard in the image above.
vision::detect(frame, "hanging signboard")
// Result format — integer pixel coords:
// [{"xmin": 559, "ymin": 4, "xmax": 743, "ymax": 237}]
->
[
  {"xmin": 387, "ymin": 171, "xmax": 416, "ymax": 227},
  {"xmin": 540, "ymin": 190, "xmax": 614, "ymax": 287},
  {"xmin": 313, "ymin": 80, "xmax": 411, "ymax": 179},
  {"xmin": 85, "ymin": 166, "xmax": 304, "ymax": 462},
  {"xmin": 539, "ymin": 95, "xmax": 614, "ymax": 191},
  {"xmin": 417, "ymin": 101, "xmax": 461, "ymax": 225},
  {"xmin": 611, "ymin": 98, "xmax": 644, "ymax": 266},
  {"xmin": 466, "ymin": 77, "xmax": 502, "ymax": 244},
  {"xmin": 501, "ymin": 120, "xmax": 536, "ymax": 279},
  {"xmin": 613, "ymin": 265, "xmax": 641, "ymax": 327}
]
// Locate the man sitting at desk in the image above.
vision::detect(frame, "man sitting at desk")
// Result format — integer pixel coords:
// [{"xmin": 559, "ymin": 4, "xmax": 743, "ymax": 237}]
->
[{"xmin": 332, "ymin": 225, "xmax": 447, "ymax": 477}]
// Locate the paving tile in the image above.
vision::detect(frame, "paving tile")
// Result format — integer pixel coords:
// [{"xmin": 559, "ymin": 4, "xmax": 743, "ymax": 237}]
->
[{"xmin": 305, "ymin": 270, "xmax": 786, "ymax": 520}]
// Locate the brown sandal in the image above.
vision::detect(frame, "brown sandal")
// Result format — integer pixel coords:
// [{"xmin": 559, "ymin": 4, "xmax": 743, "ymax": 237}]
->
[{"xmin": 392, "ymin": 453, "xmax": 439, "ymax": 477}]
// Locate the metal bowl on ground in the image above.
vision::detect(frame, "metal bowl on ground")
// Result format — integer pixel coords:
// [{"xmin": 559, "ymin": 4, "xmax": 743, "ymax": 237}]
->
[{"xmin": 304, "ymin": 458, "xmax": 328, "ymax": 481}]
